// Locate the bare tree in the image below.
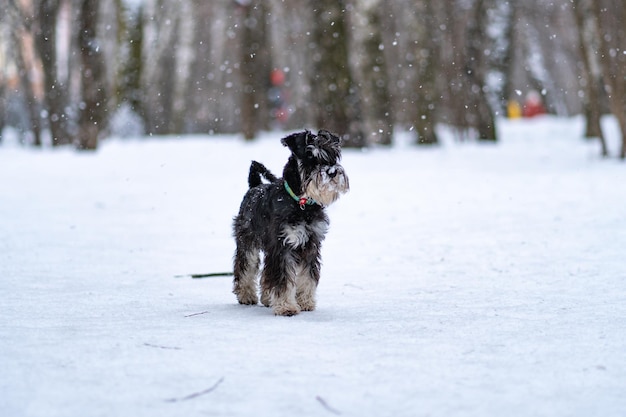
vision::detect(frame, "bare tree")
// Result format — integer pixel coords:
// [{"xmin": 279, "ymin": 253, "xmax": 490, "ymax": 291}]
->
[
  {"xmin": 495, "ymin": 2, "xmax": 516, "ymax": 111},
  {"xmin": 185, "ymin": 1, "xmax": 243, "ymax": 134},
  {"xmin": 141, "ymin": 0, "xmax": 182, "ymax": 135},
  {"xmin": 182, "ymin": 1, "xmax": 238, "ymax": 134},
  {"xmin": 35, "ymin": 0, "xmax": 73, "ymax": 145},
  {"xmin": 76, "ymin": 0, "xmax": 108, "ymax": 150},
  {"xmin": 239, "ymin": 1, "xmax": 271, "ymax": 140},
  {"xmin": 440, "ymin": 0, "xmax": 496, "ymax": 141},
  {"xmin": 465, "ymin": 0, "xmax": 497, "ymax": 141},
  {"xmin": 572, "ymin": 0, "xmax": 608, "ymax": 156},
  {"xmin": 5, "ymin": 9, "xmax": 43, "ymax": 146},
  {"xmin": 592, "ymin": 0, "xmax": 626, "ymax": 159},
  {"xmin": 115, "ymin": 4, "xmax": 143, "ymax": 115},
  {"xmin": 310, "ymin": 0, "xmax": 364, "ymax": 147},
  {"xmin": 350, "ymin": 0, "xmax": 393, "ymax": 146},
  {"xmin": 411, "ymin": 0, "xmax": 439, "ymax": 145},
  {"xmin": 0, "ymin": 76, "xmax": 4, "ymax": 144},
  {"xmin": 9, "ymin": 0, "xmax": 72, "ymax": 145},
  {"xmin": 3, "ymin": 0, "xmax": 618, "ymax": 153}
]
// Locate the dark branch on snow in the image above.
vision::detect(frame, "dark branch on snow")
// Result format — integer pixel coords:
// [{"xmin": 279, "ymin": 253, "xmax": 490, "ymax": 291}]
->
[{"xmin": 165, "ymin": 377, "xmax": 225, "ymax": 403}]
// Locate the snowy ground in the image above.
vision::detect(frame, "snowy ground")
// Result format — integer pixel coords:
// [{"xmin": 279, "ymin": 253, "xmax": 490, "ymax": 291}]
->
[{"xmin": 1, "ymin": 117, "xmax": 625, "ymax": 417}]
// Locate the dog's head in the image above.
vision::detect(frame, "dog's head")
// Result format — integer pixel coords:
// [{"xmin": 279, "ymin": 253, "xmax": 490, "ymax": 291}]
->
[{"xmin": 281, "ymin": 130, "xmax": 350, "ymax": 207}]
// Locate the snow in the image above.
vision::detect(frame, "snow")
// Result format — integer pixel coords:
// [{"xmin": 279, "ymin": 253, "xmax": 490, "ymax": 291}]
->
[{"xmin": 1, "ymin": 117, "xmax": 625, "ymax": 417}]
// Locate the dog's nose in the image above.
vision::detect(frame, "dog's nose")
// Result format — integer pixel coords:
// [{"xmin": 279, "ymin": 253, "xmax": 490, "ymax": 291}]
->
[{"xmin": 327, "ymin": 167, "xmax": 337, "ymax": 178}]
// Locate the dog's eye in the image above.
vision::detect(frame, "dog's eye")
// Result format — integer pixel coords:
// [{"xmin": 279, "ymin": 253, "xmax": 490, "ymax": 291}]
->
[{"xmin": 305, "ymin": 148, "xmax": 315, "ymax": 160}]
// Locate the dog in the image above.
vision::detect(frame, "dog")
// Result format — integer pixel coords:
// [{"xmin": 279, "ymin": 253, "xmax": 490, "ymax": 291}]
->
[{"xmin": 232, "ymin": 130, "xmax": 349, "ymax": 316}]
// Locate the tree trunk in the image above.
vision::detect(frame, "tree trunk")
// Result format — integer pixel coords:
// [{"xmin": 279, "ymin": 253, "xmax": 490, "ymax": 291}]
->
[
  {"xmin": 141, "ymin": 0, "xmax": 179, "ymax": 135},
  {"xmin": 116, "ymin": 5, "xmax": 143, "ymax": 115},
  {"xmin": 573, "ymin": 0, "xmax": 608, "ymax": 157},
  {"xmin": 240, "ymin": 5, "xmax": 256, "ymax": 141},
  {"xmin": 77, "ymin": 0, "xmax": 108, "ymax": 150},
  {"xmin": 412, "ymin": 0, "xmax": 439, "ymax": 145},
  {"xmin": 34, "ymin": 0, "xmax": 71, "ymax": 145},
  {"xmin": 10, "ymin": 26, "xmax": 43, "ymax": 146},
  {"xmin": 185, "ymin": 1, "xmax": 212, "ymax": 133},
  {"xmin": 592, "ymin": 0, "xmax": 626, "ymax": 159},
  {"xmin": 467, "ymin": 0, "xmax": 497, "ymax": 141},
  {"xmin": 501, "ymin": 3, "xmax": 517, "ymax": 113},
  {"xmin": 351, "ymin": 0, "xmax": 393, "ymax": 146},
  {"xmin": 0, "ymin": 82, "xmax": 4, "ymax": 143},
  {"xmin": 439, "ymin": 0, "xmax": 496, "ymax": 141},
  {"xmin": 310, "ymin": 0, "xmax": 364, "ymax": 148},
  {"xmin": 239, "ymin": 3, "xmax": 270, "ymax": 141}
]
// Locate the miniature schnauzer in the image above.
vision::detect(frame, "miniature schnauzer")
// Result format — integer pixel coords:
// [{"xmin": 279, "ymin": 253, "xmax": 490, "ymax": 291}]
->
[{"xmin": 232, "ymin": 130, "xmax": 349, "ymax": 316}]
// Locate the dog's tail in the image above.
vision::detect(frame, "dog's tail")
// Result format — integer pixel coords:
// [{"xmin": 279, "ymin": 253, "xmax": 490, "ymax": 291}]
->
[{"xmin": 248, "ymin": 161, "xmax": 278, "ymax": 188}]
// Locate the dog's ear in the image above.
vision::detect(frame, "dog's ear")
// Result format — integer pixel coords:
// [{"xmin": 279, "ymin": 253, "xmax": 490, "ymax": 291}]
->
[
  {"xmin": 281, "ymin": 130, "xmax": 313, "ymax": 157},
  {"xmin": 317, "ymin": 129, "xmax": 342, "ymax": 146}
]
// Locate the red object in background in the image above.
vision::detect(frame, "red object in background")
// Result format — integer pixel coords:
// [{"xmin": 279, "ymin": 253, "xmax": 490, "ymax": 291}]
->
[
  {"xmin": 270, "ymin": 69, "xmax": 285, "ymax": 87},
  {"xmin": 523, "ymin": 90, "xmax": 546, "ymax": 118}
]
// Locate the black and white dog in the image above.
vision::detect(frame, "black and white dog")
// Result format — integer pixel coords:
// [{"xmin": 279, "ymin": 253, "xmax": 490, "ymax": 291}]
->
[{"xmin": 232, "ymin": 130, "xmax": 349, "ymax": 316}]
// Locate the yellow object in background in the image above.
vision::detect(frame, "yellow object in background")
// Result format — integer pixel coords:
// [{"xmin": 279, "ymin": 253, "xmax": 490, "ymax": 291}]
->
[{"xmin": 507, "ymin": 100, "xmax": 522, "ymax": 119}]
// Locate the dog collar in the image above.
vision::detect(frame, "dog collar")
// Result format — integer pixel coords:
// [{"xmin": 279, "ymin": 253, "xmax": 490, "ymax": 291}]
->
[{"xmin": 284, "ymin": 181, "xmax": 318, "ymax": 209}]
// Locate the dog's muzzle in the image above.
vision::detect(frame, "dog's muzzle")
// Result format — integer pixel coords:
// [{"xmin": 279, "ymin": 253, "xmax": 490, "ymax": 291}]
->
[{"xmin": 304, "ymin": 164, "xmax": 349, "ymax": 207}]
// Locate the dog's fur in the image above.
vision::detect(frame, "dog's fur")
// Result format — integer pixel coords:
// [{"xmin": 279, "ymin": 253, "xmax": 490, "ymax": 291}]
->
[{"xmin": 232, "ymin": 130, "xmax": 349, "ymax": 316}]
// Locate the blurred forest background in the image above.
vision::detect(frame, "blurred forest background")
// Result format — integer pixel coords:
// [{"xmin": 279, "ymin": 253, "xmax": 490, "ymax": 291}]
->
[{"xmin": 0, "ymin": 0, "xmax": 624, "ymax": 156}]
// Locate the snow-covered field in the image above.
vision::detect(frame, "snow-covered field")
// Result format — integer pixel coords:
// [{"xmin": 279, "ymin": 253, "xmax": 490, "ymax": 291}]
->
[{"xmin": 1, "ymin": 117, "xmax": 625, "ymax": 417}]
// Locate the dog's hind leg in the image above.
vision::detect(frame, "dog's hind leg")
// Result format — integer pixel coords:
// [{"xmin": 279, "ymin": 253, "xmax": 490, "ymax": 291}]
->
[{"xmin": 233, "ymin": 247, "xmax": 260, "ymax": 305}]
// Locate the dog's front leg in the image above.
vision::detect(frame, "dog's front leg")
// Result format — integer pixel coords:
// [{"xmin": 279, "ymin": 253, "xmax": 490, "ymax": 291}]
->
[
  {"xmin": 295, "ymin": 268, "xmax": 318, "ymax": 311},
  {"xmin": 296, "ymin": 251, "xmax": 321, "ymax": 311},
  {"xmin": 264, "ymin": 249, "xmax": 301, "ymax": 316},
  {"xmin": 295, "ymin": 225, "xmax": 324, "ymax": 311},
  {"xmin": 272, "ymin": 282, "xmax": 300, "ymax": 316}
]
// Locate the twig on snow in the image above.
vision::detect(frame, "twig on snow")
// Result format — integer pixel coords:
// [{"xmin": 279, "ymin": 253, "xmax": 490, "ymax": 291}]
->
[
  {"xmin": 316, "ymin": 395, "xmax": 341, "ymax": 415},
  {"xmin": 184, "ymin": 310, "xmax": 210, "ymax": 317},
  {"xmin": 143, "ymin": 343, "xmax": 182, "ymax": 350},
  {"xmin": 165, "ymin": 377, "xmax": 224, "ymax": 403}
]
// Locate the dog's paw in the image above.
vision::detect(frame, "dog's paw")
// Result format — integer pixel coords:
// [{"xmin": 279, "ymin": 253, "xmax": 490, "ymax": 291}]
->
[
  {"xmin": 273, "ymin": 303, "xmax": 301, "ymax": 316},
  {"xmin": 260, "ymin": 290, "xmax": 272, "ymax": 307},
  {"xmin": 236, "ymin": 294, "xmax": 259, "ymax": 305},
  {"xmin": 298, "ymin": 301, "xmax": 316, "ymax": 312},
  {"xmin": 296, "ymin": 295, "xmax": 316, "ymax": 311}
]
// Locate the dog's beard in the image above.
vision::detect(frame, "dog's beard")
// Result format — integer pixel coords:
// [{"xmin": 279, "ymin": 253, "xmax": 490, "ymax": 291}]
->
[{"xmin": 303, "ymin": 164, "xmax": 350, "ymax": 207}]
